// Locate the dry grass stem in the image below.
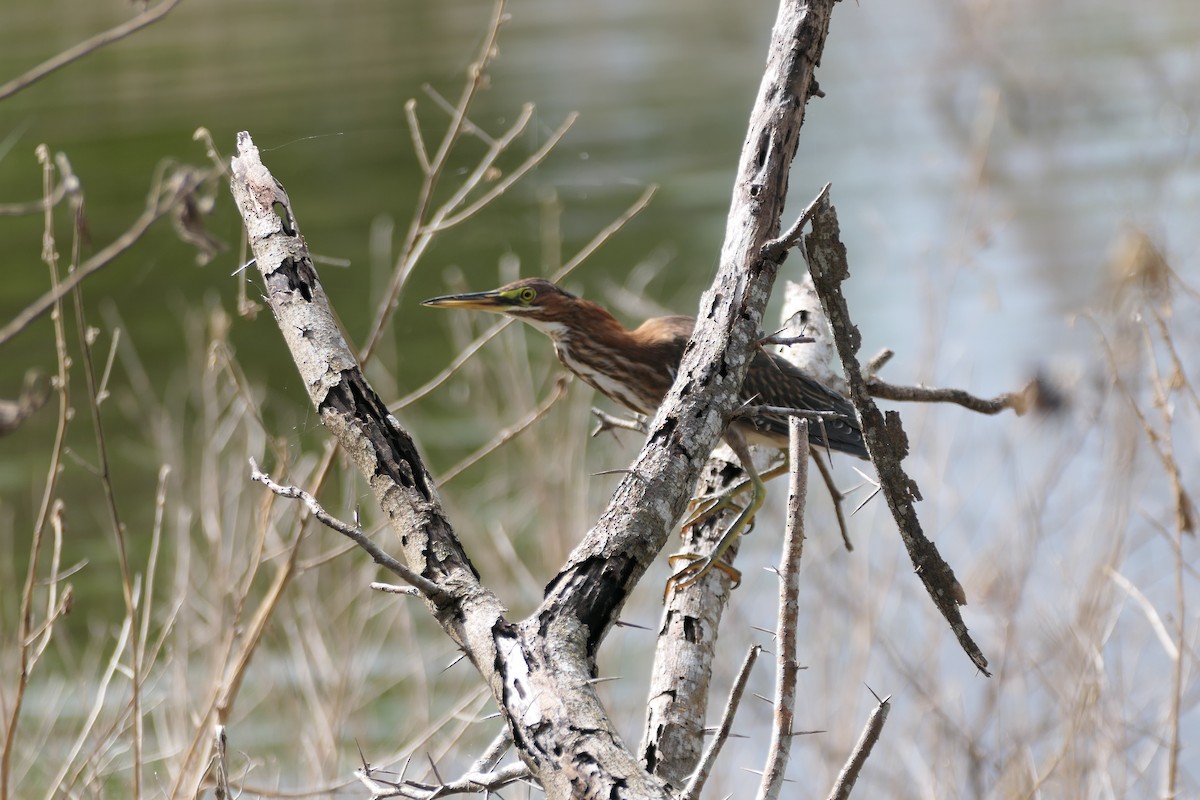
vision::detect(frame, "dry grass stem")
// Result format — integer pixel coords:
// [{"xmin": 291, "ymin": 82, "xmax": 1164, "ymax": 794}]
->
[
  {"xmin": 65, "ymin": 152, "xmax": 145, "ymax": 800},
  {"xmin": 436, "ymin": 375, "xmax": 570, "ymax": 486},
  {"xmin": 1, "ymin": 146, "xmax": 77, "ymax": 800}
]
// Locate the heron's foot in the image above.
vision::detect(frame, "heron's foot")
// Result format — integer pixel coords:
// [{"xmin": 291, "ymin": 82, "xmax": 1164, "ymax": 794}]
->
[
  {"xmin": 666, "ymin": 474, "xmax": 766, "ymax": 598},
  {"xmin": 681, "ymin": 479, "xmax": 753, "ymax": 530},
  {"xmin": 665, "ymin": 552, "xmax": 743, "ymax": 598},
  {"xmin": 681, "ymin": 458, "xmax": 789, "ymax": 531}
]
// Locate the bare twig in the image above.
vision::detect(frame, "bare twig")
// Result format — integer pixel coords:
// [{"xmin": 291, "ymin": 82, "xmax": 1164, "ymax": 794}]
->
[
  {"xmin": 394, "ymin": 317, "xmax": 513, "ymax": 408},
  {"xmin": 810, "ymin": 446, "xmax": 853, "ymax": 550},
  {"xmin": 865, "ymin": 377, "xmax": 1023, "ymax": 415},
  {"xmin": 66, "ymin": 146, "xmax": 145, "ymax": 800},
  {"xmin": 249, "ymin": 459, "xmax": 445, "ymax": 601},
  {"xmin": 863, "ymin": 348, "xmax": 893, "ymax": 379},
  {"xmin": 45, "ymin": 617, "xmax": 134, "ymax": 797},
  {"xmin": 26, "ymin": 503, "xmax": 67, "ymax": 661},
  {"xmin": 1091, "ymin": 315, "xmax": 1196, "ymax": 536},
  {"xmin": 370, "ymin": 582, "xmax": 421, "ymax": 597},
  {"xmin": 0, "ymin": 0, "xmax": 183, "ymax": 101},
  {"xmin": 423, "ymin": 102, "xmax": 537, "ymax": 230},
  {"xmin": 736, "ymin": 404, "xmax": 846, "ymax": 422},
  {"xmin": 2, "ymin": 144, "xmax": 77, "ymax": 800},
  {"xmin": 360, "ymin": 0, "xmax": 521, "ymax": 363},
  {"xmin": 358, "ymin": 760, "xmax": 530, "ymax": 799},
  {"xmin": 682, "ymin": 645, "xmax": 760, "ymax": 800},
  {"xmin": 468, "ymin": 729, "xmax": 513, "ymax": 774},
  {"xmin": 421, "ymin": 83, "xmax": 498, "ymax": 145},
  {"xmin": 761, "ymin": 333, "xmax": 815, "ymax": 347},
  {"xmin": 404, "ymin": 99, "xmax": 432, "ymax": 174},
  {"xmin": 1106, "ymin": 569, "xmax": 1177, "ymax": 658},
  {"xmin": 0, "ymin": 180, "xmax": 70, "ymax": 217},
  {"xmin": 757, "ymin": 419, "xmax": 808, "ymax": 800},
  {"xmin": 760, "ymin": 182, "xmax": 832, "ymax": 261},
  {"xmin": 825, "ymin": 692, "xmax": 890, "ymax": 800},
  {"xmin": 590, "ymin": 407, "xmax": 648, "ymax": 437},
  {"xmin": 428, "ymin": 114, "xmax": 578, "ymax": 232},
  {"xmin": 0, "ymin": 165, "xmax": 210, "ymax": 348}
]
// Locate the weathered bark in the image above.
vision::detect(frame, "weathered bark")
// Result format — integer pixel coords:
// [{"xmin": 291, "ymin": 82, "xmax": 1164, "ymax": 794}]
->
[
  {"xmin": 636, "ymin": 0, "xmax": 839, "ymax": 787},
  {"xmin": 804, "ymin": 197, "xmax": 989, "ymax": 674}
]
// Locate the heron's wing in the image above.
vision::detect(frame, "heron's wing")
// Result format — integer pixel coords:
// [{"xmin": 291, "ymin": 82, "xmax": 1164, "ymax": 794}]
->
[{"xmin": 737, "ymin": 350, "xmax": 867, "ymax": 459}]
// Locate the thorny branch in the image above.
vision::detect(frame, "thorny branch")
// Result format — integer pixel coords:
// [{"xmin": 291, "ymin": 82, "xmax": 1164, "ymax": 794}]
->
[
  {"xmin": 826, "ymin": 693, "xmax": 891, "ymax": 800},
  {"xmin": 757, "ymin": 418, "xmax": 809, "ymax": 800},
  {"xmin": 682, "ymin": 645, "xmax": 761, "ymax": 800},
  {"xmin": 248, "ymin": 459, "xmax": 445, "ymax": 600},
  {"xmin": 803, "ymin": 195, "xmax": 990, "ymax": 675},
  {"xmin": 231, "ymin": 131, "xmax": 668, "ymax": 799}
]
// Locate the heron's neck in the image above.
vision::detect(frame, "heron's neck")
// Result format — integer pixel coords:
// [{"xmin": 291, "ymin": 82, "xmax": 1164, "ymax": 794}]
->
[
  {"xmin": 525, "ymin": 301, "xmax": 656, "ymax": 415},
  {"xmin": 527, "ymin": 299, "xmax": 633, "ymax": 353}
]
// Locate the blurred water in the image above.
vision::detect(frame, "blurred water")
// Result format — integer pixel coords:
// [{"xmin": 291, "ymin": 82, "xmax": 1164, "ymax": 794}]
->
[{"xmin": 2, "ymin": 0, "xmax": 1196, "ymax": 387}]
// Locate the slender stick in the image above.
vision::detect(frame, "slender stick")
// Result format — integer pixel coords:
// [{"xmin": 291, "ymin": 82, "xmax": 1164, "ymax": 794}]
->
[
  {"xmin": 825, "ymin": 694, "xmax": 891, "ymax": 800},
  {"xmin": 682, "ymin": 645, "xmax": 761, "ymax": 800},
  {"xmin": 757, "ymin": 420, "xmax": 808, "ymax": 800},
  {"xmin": 0, "ymin": 167, "xmax": 208, "ymax": 348},
  {"xmin": 1, "ymin": 146, "xmax": 76, "ymax": 800},
  {"xmin": 249, "ymin": 460, "xmax": 446, "ymax": 601}
]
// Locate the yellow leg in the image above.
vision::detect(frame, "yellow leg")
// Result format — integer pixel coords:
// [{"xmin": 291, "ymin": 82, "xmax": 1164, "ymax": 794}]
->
[
  {"xmin": 681, "ymin": 458, "xmax": 789, "ymax": 530},
  {"xmin": 666, "ymin": 464, "xmax": 766, "ymax": 594},
  {"xmin": 666, "ymin": 430, "xmax": 771, "ymax": 596}
]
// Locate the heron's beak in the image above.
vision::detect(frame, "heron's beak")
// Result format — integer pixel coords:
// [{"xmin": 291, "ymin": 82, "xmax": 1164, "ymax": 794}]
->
[{"xmin": 421, "ymin": 289, "xmax": 510, "ymax": 312}]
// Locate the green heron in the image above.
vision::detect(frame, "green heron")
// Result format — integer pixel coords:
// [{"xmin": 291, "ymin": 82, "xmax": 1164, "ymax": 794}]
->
[{"xmin": 423, "ymin": 277, "xmax": 866, "ymax": 591}]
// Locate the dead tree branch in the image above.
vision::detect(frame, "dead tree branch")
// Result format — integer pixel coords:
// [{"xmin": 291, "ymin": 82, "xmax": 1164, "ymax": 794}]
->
[
  {"xmin": 802, "ymin": 195, "xmax": 990, "ymax": 675},
  {"xmin": 638, "ymin": 2, "xmax": 839, "ymax": 783},
  {"xmin": 866, "ymin": 378, "xmax": 1023, "ymax": 415},
  {"xmin": 231, "ymin": 133, "xmax": 663, "ymax": 799}
]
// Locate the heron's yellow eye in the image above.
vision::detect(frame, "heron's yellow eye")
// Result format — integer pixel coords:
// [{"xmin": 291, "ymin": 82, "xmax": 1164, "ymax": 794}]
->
[{"xmin": 519, "ymin": 287, "xmax": 537, "ymax": 304}]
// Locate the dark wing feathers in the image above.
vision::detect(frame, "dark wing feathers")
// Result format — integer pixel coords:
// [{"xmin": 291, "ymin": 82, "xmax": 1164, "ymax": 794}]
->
[{"xmin": 737, "ymin": 349, "xmax": 867, "ymax": 459}]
